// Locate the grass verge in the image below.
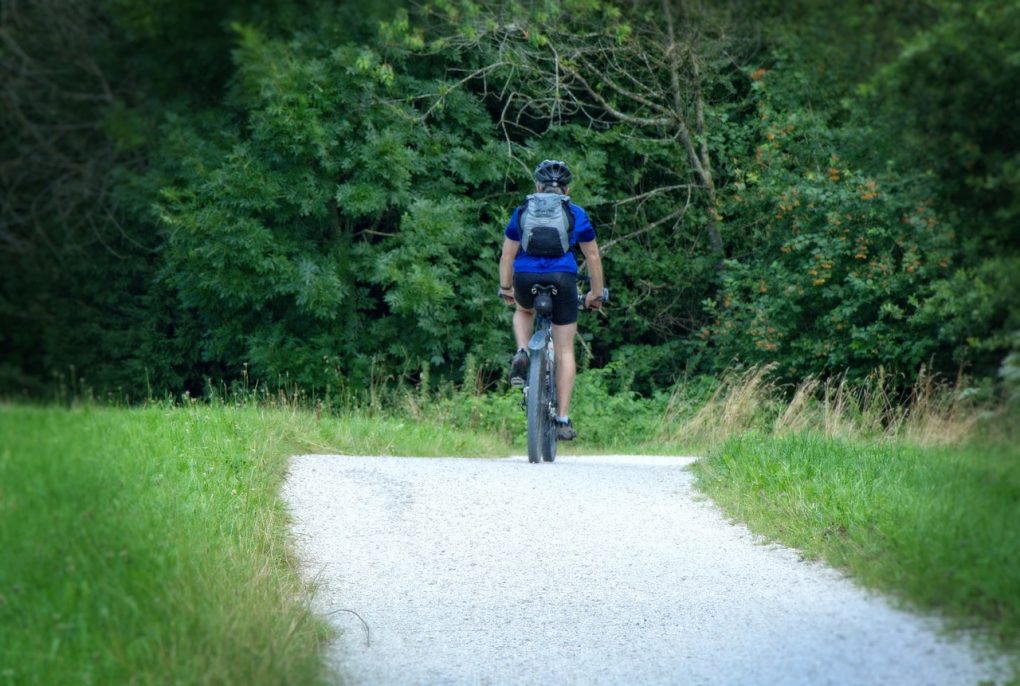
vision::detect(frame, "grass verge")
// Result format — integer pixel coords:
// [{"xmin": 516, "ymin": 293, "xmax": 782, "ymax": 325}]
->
[
  {"xmin": 0, "ymin": 403, "xmax": 506, "ymax": 685},
  {"xmin": 693, "ymin": 432, "xmax": 1020, "ymax": 650}
]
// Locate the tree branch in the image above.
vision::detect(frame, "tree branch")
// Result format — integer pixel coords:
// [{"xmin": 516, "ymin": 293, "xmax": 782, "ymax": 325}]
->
[
  {"xmin": 576, "ymin": 54, "xmax": 672, "ymax": 117},
  {"xmin": 602, "ymin": 186, "xmax": 693, "ymax": 253},
  {"xmin": 559, "ymin": 61, "xmax": 672, "ymax": 128}
]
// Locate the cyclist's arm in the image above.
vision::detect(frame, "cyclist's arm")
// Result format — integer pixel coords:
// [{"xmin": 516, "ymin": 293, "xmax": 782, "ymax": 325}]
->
[
  {"xmin": 579, "ymin": 239, "xmax": 604, "ymax": 306},
  {"xmin": 499, "ymin": 237, "xmax": 520, "ymax": 303}
]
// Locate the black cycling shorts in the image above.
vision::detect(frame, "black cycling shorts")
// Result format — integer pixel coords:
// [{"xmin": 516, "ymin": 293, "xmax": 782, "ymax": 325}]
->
[{"xmin": 513, "ymin": 271, "xmax": 579, "ymax": 325}]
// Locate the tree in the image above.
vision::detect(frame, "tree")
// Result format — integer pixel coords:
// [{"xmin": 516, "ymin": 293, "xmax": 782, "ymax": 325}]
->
[
  {"xmin": 153, "ymin": 23, "xmax": 516, "ymax": 390},
  {"xmin": 419, "ymin": 0, "xmax": 760, "ymax": 264}
]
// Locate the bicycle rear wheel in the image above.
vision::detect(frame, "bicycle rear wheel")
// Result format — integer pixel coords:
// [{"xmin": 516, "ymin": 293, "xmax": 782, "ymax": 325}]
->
[
  {"xmin": 542, "ymin": 351, "xmax": 557, "ymax": 462},
  {"xmin": 526, "ymin": 347, "xmax": 548, "ymax": 464}
]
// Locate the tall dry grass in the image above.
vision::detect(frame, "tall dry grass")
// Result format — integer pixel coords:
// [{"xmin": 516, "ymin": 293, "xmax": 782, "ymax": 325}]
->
[
  {"xmin": 659, "ymin": 365, "xmax": 777, "ymax": 447},
  {"xmin": 658, "ymin": 364, "xmax": 989, "ymax": 449}
]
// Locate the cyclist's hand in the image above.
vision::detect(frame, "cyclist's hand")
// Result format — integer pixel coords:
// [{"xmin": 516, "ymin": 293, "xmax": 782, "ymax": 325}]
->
[
  {"xmin": 584, "ymin": 291, "xmax": 604, "ymax": 310},
  {"xmin": 499, "ymin": 287, "xmax": 515, "ymax": 306}
]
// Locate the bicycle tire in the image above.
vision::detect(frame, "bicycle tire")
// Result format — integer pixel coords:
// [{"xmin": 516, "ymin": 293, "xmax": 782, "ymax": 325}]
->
[
  {"xmin": 542, "ymin": 348, "xmax": 557, "ymax": 462},
  {"xmin": 526, "ymin": 347, "xmax": 547, "ymax": 464}
]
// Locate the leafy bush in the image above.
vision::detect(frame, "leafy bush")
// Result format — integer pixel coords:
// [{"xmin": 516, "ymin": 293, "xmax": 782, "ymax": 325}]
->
[{"xmin": 2, "ymin": 0, "xmax": 1018, "ymax": 403}]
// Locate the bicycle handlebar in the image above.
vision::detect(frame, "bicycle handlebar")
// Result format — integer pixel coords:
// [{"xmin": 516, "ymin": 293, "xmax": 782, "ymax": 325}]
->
[
  {"xmin": 578, "ymin": 288, "xmax": 609, "ymax": 310},
  {"xmin": 575, "ymin": 274, "xmax": 608, "ymax": 309},
  {"xmin": 497, "ymin": 274, "xmax": 609, "ymax": 309}
]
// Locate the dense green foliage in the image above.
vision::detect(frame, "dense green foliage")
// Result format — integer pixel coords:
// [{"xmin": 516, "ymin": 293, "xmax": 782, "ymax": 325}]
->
[
  {"xmin": 2, "ymin": 0, "xmax": 1017, "ymax": 398},
  {"xmin": 694, "ymin": 432, "xmax": 1020, "ymax": 648}
]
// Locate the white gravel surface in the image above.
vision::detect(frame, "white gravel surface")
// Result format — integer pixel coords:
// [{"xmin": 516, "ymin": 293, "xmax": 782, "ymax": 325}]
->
[{"xmin": 283, "ymin": 454, "xmax": 1010, "ymax": 685}]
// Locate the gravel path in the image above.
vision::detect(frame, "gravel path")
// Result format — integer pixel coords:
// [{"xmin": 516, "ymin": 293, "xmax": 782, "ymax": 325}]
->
[{"xmin": 283, "ymin": 454, "xmax": 1009, "ymax": 685}]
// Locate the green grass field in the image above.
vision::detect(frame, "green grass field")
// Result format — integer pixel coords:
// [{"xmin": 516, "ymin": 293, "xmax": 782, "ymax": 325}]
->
[
  {"xmin": 0, "ymin": 404, "xmax": 505, "ymax": 685},
  {"xmin": 4, "ymin": 395, "xmax": 1017, "ymax": 682},
  {"xmin": 693, "ymin": 432, "xmax": 1020, "ymax": 648}
]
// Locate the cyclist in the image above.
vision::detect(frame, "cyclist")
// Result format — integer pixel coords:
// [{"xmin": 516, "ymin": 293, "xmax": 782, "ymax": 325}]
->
[{"xmin": 498, "ymin": 159, "xmax": 605, "ymax": 441}]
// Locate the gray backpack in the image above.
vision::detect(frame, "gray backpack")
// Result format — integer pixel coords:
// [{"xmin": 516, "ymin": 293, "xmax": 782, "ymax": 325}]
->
[{"xmin": 517, "ymin": 192, "xmax": 575, "ymax": 257}]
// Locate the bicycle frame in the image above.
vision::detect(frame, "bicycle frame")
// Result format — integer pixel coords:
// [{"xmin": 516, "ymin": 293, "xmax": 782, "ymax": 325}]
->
[
  {"xmin": 516, "ymin": 277, "xmax": 608, "ymax": 464},
  {"xmin": 525, "ymin": 287, "xmax": 558, "ymax": 463}
]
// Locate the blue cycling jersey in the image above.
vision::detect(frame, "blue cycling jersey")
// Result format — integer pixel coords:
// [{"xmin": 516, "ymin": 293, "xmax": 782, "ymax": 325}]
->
[{"xmin": 504, "ymin": 202, "xmax": 597, "ymax": 274}]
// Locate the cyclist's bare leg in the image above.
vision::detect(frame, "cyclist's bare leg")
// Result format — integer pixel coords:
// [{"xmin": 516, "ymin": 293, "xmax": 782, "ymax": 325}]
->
[
  {"xmin": 513, "ymin": 305, "xmax": 535, "ymax": 350},
  {"xmin": 551, "ymin": 322, "xmax": 577, "ymax": 417}
]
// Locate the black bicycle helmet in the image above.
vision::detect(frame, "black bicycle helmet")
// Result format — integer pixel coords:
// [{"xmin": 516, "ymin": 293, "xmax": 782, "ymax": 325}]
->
[{"xmin": 533, "ymin": 159, "xmax": 573, "ymax": 188}]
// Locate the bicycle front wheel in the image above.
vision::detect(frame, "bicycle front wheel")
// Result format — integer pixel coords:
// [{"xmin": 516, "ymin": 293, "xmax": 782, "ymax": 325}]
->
[{"xmin": 526, "ymin": 348, "xmax": 548, "ymax": 464}]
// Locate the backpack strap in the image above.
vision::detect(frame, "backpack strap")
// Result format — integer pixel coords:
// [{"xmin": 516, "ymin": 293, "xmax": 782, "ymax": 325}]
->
[
  {"xmin": 515, "ymin": 200, "xmax": 528, "ymax": 233},
  {"xmin": 562, "ymin": 199, "xmax": 575, "ymax": 234}
]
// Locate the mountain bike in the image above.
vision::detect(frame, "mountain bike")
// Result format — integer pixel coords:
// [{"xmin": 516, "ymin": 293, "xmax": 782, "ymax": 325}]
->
[{"xmin": 521, "ymin": 276, "xmax": 607, "ymax": 464}]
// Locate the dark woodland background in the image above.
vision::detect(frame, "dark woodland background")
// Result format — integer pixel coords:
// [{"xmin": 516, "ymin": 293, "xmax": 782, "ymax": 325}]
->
[{"xmin": 2, "ymin": 0, "xmax": 1018, "ymax": 400}]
